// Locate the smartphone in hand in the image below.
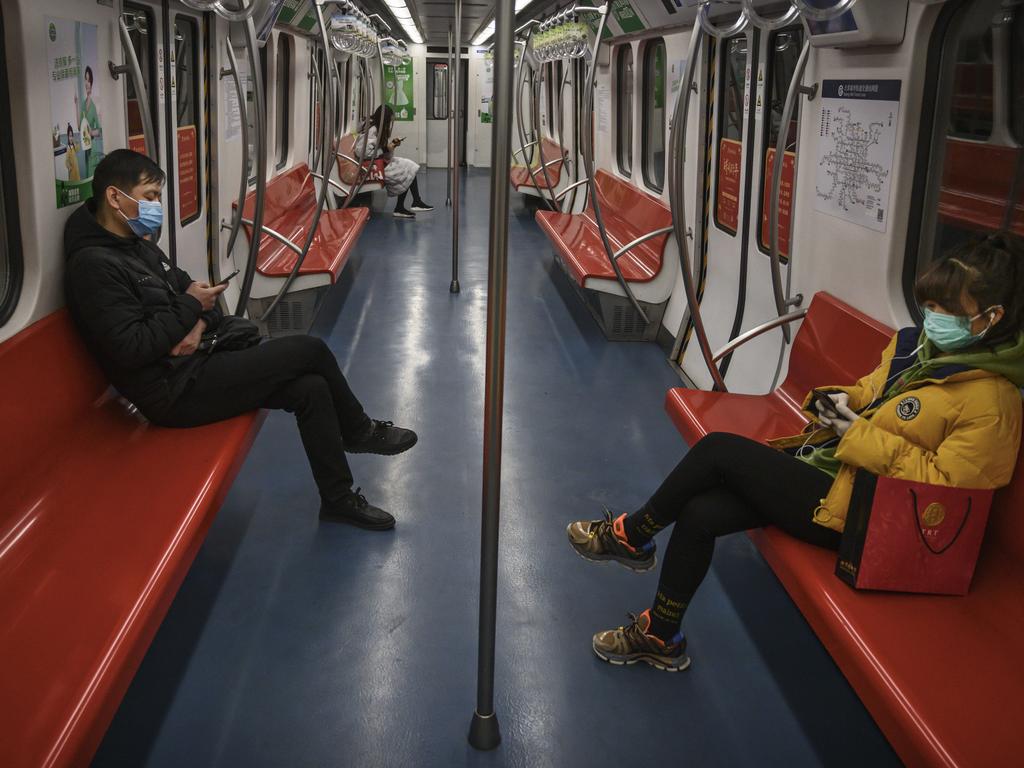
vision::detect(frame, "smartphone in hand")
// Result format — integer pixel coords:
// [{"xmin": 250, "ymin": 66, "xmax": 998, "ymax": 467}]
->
[
  {"xmin": 811, "ymin": 389, "xmax": 841, "ymax": 419},
  {"xmin": 216, "ymin": 269, "xmax": 240, "ymax": 286}
]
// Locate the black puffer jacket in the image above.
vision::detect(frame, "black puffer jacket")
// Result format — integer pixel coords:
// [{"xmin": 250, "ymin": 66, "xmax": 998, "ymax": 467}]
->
[{"xmin": 64, "ymin": 200, "xmax": 223, "ymax": 412}]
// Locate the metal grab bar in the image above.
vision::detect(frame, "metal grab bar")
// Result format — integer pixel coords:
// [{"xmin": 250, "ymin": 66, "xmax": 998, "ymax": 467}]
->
[
  {"xmin": 310, "ymin": 170, "xmax": 351, "ymax": 194},
  {"xmin": 769, "ymin": 39, "xmax": 816, "ymax": 341},
  {"xmin": 612, "ymin": 225, "xmax": 674, "ymax": 261},
  {"xmin": 578, "ymin": 4, "xmax": 650, "ymax": 324},
  {"xmin": 109, "ymin": 14, "xmax": 157, "ymax": 160},
  {"xmin": 711, "ymin": 309, "xmax": 808, "ymax": 363},
  {"xmin": 793, "ymin": 0, "xmax": 858, "ymax": 22},
  {"xmin": 741, "ymin": 0, "xmax": 799, "ymax": 30},
  {"xmin": 451, "ymin": 0, "xmax": 463, "ymax": 293},
  {"xmin": 554, "ymin": 178, "xmax": 589, "ymax": 201},
  {"xmin": 254, "ymin": 1, "xmax": 336, "ymax": 324},
  {"xmin": 514, "ymin": 28, "xmax": 552, "ymax": 207},
  {"xmin": 219, "ymin": 39, "xmax": 249, "ymax": 274},
  {"xmin": 221, "ymin": 218, "xmax": 302, "ymax": 256},
  {"xmin": 667, "ymin": 27, "xmax": 728, "ymax": 391},
  {"xmin": 234, "ymin": 15, "xmax": 268, "ymax": 317},
  {"xmin": 697, "ymin": 1, "xmax": 750, "ymax": 39},
  {"xmin": 340, "ymin": 57, "xmax": 375, "ymax": 210},
  {"xmin": 446, "ymin": 24, "xmax": 453, "ymax": 206},
  {"xmin": 511, "ymin": 141, "xmax": 538, "ymax": 159}
]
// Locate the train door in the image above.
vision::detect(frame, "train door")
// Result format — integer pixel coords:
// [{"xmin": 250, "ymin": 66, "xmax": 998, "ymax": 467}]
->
[
  {"xmin": 425, "ymin": 57, "xmax": 449, "ymax": 167},
  {"xmin": 676, "ymin": 24, "xmax": 760, "ymax": 391},
  {"xmin": 122, "ymin": 1, "xmax": 209, "ymax": 280}
]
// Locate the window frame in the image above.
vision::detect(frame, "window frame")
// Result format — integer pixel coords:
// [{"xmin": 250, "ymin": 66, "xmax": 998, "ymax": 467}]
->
[
  {"xmin": 755, "ymin": 26, "xmax": 803, "ymax": 256},
  {"xmin": 0, "ymin": 4, "xmax": 23, "ymax": 327},
  {"xmin": 616, "ymin": 45, "xmax": 634, "ymax": 177},
  {"xmin": 174, "ymin": 15, "xmax": 202, "ymax": 227},
  {"xmin": 125, "ymin": 3, "xmax": 160, "ymax": 154},
  {"xmin": 428, "ymin": 61, "xmax": 449, "ymax": 120},
  {"xmin": 641, "ymin": 37, "xmax": 666, "ymax": 193},
  {"xmin": 275, "ymin": 33, "xmax": 291, "ymax": 171}
]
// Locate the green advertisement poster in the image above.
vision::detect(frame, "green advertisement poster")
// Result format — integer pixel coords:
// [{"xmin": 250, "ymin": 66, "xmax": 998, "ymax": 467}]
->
[
  {"xmin": 277, "ymin": 0, "xmax": 306, "ymax": 25},
  {"xmin": 384, "ymin": 61, "xmax": 415, "ymax": 121},
  {"xmin": 578, "ymin": 1, "xmax": 613, "ymax": 39},
  {"xmin": 47, "ymin": 17, "xmax": 104, "ymax": 208},
  {"xmin": 610, "ymin": 1, "xmax": 646, "ymax": 34}
]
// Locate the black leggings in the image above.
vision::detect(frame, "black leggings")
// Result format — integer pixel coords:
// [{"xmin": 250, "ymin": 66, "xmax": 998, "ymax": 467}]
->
[
  {"xmin": 395, "ymin": 177, "xmax": 422, "ymax": 210},
  {"xmin": 628, "ymin": 432, "xmax": 839, "ymax": 632},
  {"xmin": 150, "ymin": 335, "xmax": 371, "ymax": 505}
]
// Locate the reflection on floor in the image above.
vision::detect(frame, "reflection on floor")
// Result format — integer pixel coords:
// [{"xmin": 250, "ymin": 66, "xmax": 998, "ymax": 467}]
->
[{"xmin": 94, "ymin": 169, "xmax": 898, "ymax": 767}]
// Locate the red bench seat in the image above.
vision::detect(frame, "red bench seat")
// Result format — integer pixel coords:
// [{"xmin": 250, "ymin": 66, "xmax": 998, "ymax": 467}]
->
[
  {"xmin": 0, "ymin": 311, "xmax": 265, "ymax": 768},
  {"xmin": 535, "ymin": 169, "xmax": 671, "ymax": 286},
  {"xmin": 238, "ymin": 163, "xmax": 369, "ymax": 281},
  {"xmin": 664, "ymin": 292, "xmax": 1024, "ymax": 767},
  {"xmin": 511, "ymin": 137, "xmax": 566, "ymax": 191}
]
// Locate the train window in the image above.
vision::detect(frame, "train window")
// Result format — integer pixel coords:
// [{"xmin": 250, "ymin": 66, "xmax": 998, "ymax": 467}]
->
[
  {"xmin": 0, "ymin": 5, "xmax": 22, "ymax": 327},
  {"xmin": 757, "ymin": 27, "xmax": 803, "ymax": 256},
  {"xmin": 553, "ymin": 60, "xmax": 563, "ymax": 140},
  {"xmin": 275, "ymin": 34, "xmax": 291, "ymax": 170},
  {"xmin": 715, "ymin": 35, "xmax": 748, "ymax": 234},
  {"xmin": 617, "ymin": 46, "xmax": 634, "ymax": 176},
  {"xmin": 1012, "ymin": 8, "xmax": 1023, "ymax": 141},
  {"xmin": 247, "ymin": 45, "xmax": 268, "ymax": 182},
  {"xmin": 641, "ymin": 38, "xmax": 666, "ymax": 193},
  {"xmin": 175, "ymin": 17, "xmax": 201, "ymax": 226},
  {"xmin": 429, "ymin": 62, "xmax": 449, "ymax": 120},
  {"xmin": 906, "ymin": 1, "xmax": 1024, "ymax": 303},
  {"xmin": 125, "ymin": 4, "xmax": 158, "ymax": 154},
  {"xmin": 948, "ymin": 27, "xmax": 993, "ymax": 140}
]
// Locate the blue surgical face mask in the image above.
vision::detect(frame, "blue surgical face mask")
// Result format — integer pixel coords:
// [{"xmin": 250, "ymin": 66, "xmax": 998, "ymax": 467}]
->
[
  {"xmin": 115, "ymin": 188, "xmax": 163, "ymax": 237},
  {"xmin": 922, "ymin": 307, "xmax": 996, "ymax": 352}
]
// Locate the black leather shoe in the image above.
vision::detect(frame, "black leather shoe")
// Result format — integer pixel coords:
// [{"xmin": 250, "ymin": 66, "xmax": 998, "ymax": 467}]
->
[
  {"xmin": 346, "ymin": 419, "xmax": 418, "ymax": 456},
  {"xmin": 320, "ymin": 489, "xmax": 395, "ymax": 530}
]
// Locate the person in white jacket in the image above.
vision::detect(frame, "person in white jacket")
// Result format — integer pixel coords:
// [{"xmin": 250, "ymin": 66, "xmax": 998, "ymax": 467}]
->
[{"xmin": 354, "ymin": 105, "xmax": 433, "ymax": 219}]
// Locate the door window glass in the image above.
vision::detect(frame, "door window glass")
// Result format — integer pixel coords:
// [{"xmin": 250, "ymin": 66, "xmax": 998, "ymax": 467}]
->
[
  {"xmin": 617, "ymin": 45, "xmax": 633, "ymax": 176},
  {"xmin": 275, "ymin": 34, "xmax": 291, "ymax": 169},
  {"xmin": 429, "ymin": 62, "xmax": 448, "ymax": 119},
  {"xmin": 125, "ymin": 4, "xmax": 158, "ymax": 154},
  {"xmin": 715, "ymin": 34, "xmax": 748, "ymax": 234},
  {"xmin": 174, "ymin": 16, "xmax": 201, "ymax": 225},
  {"xmin": 642, "ymin": 39, "xmax": 665, "ymax": 192}
]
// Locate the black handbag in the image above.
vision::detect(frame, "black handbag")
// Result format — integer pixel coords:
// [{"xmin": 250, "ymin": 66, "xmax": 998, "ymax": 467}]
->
[{"xmin": 198, "ymin": 315, "xmax": 262, "ymax": 352}]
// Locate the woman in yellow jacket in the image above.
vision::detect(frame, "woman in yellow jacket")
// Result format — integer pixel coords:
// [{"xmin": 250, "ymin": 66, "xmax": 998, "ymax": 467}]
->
[{"xmin": 566, "ymin": 233, "xmax": 1024, "ymax": 672}]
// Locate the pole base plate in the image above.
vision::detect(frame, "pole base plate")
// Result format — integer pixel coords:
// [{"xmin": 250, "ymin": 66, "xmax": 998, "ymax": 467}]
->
[
  {"xmin": 450, "ymin": 279, "xmax": 461, "ymax": 294},
  {"xmin": 468, "ymin": 711, "xmax": 501, "ymax": 750}
]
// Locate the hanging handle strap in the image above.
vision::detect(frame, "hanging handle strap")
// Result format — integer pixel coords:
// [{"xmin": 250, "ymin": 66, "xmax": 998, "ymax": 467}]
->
[{"xmin": 907, "ymin": 488, "xmax": 972, "ymax": 556}]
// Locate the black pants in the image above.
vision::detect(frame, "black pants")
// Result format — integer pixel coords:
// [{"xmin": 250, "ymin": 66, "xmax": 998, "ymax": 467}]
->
[
  {"xmin": 152, "ymin": 335, "xmax": 370, "ymax": 505},
  {"xmin": 395, "ymin": 177, "xmax": 422, "ymax": 210},
  {"xmin": 631, "ymin": 432, "xmax": 839, "ymax": 629}
]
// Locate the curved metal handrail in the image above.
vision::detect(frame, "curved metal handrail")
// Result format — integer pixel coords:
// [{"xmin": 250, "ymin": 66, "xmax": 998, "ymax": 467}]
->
[
  {"xmin": 254, "ymin": 2, "xmax": 337, "ymax": 323},
  {"xmin": 511, "ymin": 141, "xmax": 538, "ymax": 159},
  {"xmin": 340, "ymin": 56, "xmax": 376, "ymax": 209},
  {"xmin": 578, "ymin": 4, "xmax": 650, "ymax": 324},
  {"xmin": 222, "ymin": 218, "xmax": 302, "ymax": 255},
  {"xmin": 219, "ymin": 38, "xmax": 249, "ymax": 272},
  {"xmin": 554, "ymin": 178, "xmax": 589, "ymax": 201},
  {"xmin": 741, "ymin": 0, "xmax": 799, "ymax": 31},
  {"xmin": 769, "ymin": 38, "xmax": 815, "ymax": 342},
  {"xmin": 110, "ymin": 13, "xmax": 157, "ymax": 160},
  {"xmin": 568, "ymin": 58, "xmax": 583, "ymax": 212},
  {"xmin": 697, "ymin": 1, "xmax": 750, "ymax": 39},
  {"xmin": 612, "ymin": 225, "xmax": 674, "ymax": 262},
  {"xmin": 667, "ymin": 26, "xmax": 727, "ymax": 390},
  {"xmin": 514, "ymin": 26, "xmax": 549, "ymax": 202},
  {"xmin": 792, "ymin": 0, "xmax": 858, "ymax": 22},
  {"xmin": 711, "ymin": 309, "xmax": 808, "ymax": 362},
  {"xmin": 234, "ymin": 15, "xmax": 268, "ymax": 317}
]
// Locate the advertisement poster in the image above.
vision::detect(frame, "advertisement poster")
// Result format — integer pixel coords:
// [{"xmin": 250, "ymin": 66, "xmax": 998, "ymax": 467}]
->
[
  {"xmin": 717, "ymin": 138, "xmax": 742, "ymax": 233},
  {"xmin": 610, "ymin": 1, "xmax": 646, "ymax": 34},
  {"xmin": 384, "ymin": 61, "xmax": 414, "ymax": 121},
  {"xmin": 48, "ymin": 17, "xmax": 104, "ymax": 208},
  {"xmin": 177, "ymin": 126, "xmax": 199, "ymax": 221},
  {"xmin": 761, "ymin": 148, "xmax": 795, "ymax": 257},
  {"xmin": 481, "ymin": 57, "xmax": 494, "ymax": 124},
  {"xmin": 814, "ymin": 79, "xmax": 901, "ymax": 233}
]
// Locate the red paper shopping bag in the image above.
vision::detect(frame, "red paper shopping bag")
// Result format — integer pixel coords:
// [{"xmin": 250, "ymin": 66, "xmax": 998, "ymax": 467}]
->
[{"xmin": 836, "ymin": 471, "xmax": 994, "ymax": 595}]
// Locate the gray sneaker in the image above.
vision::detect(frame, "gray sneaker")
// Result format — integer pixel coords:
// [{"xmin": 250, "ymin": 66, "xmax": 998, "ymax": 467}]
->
[
  {"xmin": 566, "ymin": 508, "xmax": 656, "ymax": 572},
  {"xmin": 592, "ymin": 610, "xmax": 691, "ymax": 672}
]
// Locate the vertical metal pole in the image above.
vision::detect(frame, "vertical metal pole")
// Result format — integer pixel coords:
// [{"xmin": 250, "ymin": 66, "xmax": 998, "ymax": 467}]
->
[
  {"xmin": 468, "ymin": 0, "xmax": 514, "ymax": 752},
  {"xmin": 446, "ymin": 24, "xmax": 453, "ymax": 206},
  {"xmin": 234, "ymin": 16, "xmax": 268, "ymax": 318},
  {"xmin": 450, "ymin": 0, "xmax": 462, "ymax": 293}
]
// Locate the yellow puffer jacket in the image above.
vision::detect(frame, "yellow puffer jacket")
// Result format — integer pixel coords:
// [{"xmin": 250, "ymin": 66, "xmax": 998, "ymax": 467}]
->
[{"xmin": 770, "ymin": 331, "xmax": 1024, "ymax": 533}]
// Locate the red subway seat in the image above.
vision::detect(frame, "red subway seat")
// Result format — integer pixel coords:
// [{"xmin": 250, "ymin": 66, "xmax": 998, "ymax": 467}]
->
[
  {"xmin": 535, "ymin": 169, "xmax": 671, "ymax": 286},
  {"xmin": 664, "ymin": 292, "xmax": 1024, "ymax": 767},
  {"xmin": 237, "ymin": 163, "xmax": 369, "ymax": 281},
  {"xmin": 0, "ymin": 310, "xmax": 264, "ymax": 768},
  {"xmin": 511, "ymin": 138, "xmax": 566, "ymax": 190}
]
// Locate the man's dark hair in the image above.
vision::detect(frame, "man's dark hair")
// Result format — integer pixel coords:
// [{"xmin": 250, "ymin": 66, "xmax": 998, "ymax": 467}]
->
[
  {"xmin": 84, "ymin": 65, "xmax": 93, "ymax": 84},
  {"xmin": 92, "ymin": 149, "xmax": 165, "ymax": 209}
]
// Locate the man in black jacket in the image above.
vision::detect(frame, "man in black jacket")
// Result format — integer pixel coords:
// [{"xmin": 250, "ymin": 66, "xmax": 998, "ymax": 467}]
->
[{"xmin": 65, "ymin": 149, "xmax": 414, "ymax": 530}]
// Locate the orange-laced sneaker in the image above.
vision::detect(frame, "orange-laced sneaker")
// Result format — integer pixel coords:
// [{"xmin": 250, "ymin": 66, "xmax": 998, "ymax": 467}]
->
[
  {"xmin": 566, "ymin": 508, "xmax": 656, "ymax": 573},
  {"xmin": 592, "ymin": 609, "xmax": 691, "ymax": 672}
]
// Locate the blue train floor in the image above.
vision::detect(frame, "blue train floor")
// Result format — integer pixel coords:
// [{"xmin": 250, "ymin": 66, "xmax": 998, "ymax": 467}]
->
[{"xmin": 94, "ymin": 169, "xmax": 899, "ymax": 768}]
